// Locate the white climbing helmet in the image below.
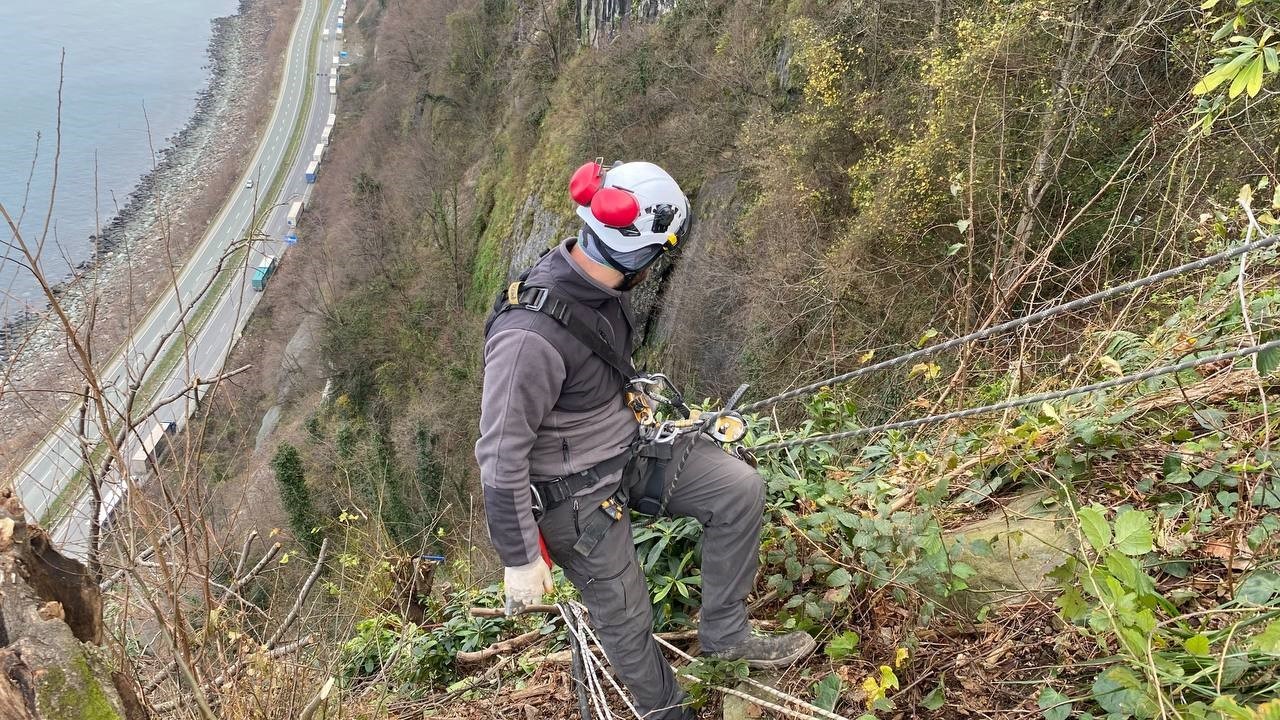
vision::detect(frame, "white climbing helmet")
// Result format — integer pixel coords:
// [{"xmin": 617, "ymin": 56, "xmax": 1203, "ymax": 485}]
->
[{"xmin": 569, "ymin": 160, "xmax": 691, "ymax": 254}]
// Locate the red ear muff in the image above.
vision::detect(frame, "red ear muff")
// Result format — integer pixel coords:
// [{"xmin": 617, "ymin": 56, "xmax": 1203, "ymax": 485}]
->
[
  {"xmin": 590, "ymin": 187, "xmax": 640, "ymax": 228},
  {"xmin": 569, "ymin": 162, "xmax": 604, "ymax": 206}
]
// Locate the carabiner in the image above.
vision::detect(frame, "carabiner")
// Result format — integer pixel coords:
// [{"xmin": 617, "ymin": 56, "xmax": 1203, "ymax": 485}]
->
[{"xmin": 648, "ymin": 420, "xmax": 680, "ymax": 445}]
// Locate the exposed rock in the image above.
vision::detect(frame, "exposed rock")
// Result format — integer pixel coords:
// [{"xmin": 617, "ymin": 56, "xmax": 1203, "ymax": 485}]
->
[
  {"xmin": 0, "ymin": 490, "xmax": 139, "ymax": 719},
  {"xmin": 938, "ymin": 490, "xmax": 1077, "ymax": 615},
  {"xmin": 577, "ymin": 0, "xmax": 677, "ymax": 47},
  {"xmin": 645, "ymin": 171, "xmax": 748, "ymax": 396},
  {"xmin": 255, "ymin": 404, "xmax": 283, "ymax": 453},
  {"xmin": 277, "ymin": 316, "xmax": 322, "ymax": 402},
  {"xmin": 506, "ymin": 195, "xmax": 571, "ymax": 280}
]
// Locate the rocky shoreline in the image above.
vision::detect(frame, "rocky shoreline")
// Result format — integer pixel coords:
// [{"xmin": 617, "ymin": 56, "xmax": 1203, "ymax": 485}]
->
[
  {"xmin": 1, "ymin": 0, "xmax": 271, "ymax": 360},
  {"xmin": 0, "ymin": 0, "xmax": 289, "ymax": 456}
]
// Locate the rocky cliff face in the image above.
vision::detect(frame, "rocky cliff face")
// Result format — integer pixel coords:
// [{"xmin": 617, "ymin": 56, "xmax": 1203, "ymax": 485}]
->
[
  {"xmin": 0, "ymin": 491, "xmax": 139, "ymax": 720},
  {"xmin": 577, "ymin": 0, "xmax": 677, "ymax": 47}
]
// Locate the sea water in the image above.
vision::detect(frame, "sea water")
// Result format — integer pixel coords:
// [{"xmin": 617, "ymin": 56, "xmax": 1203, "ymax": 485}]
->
[{"xmin": 0, "ymin": 0, "xmax": 239, "ymax": 323}]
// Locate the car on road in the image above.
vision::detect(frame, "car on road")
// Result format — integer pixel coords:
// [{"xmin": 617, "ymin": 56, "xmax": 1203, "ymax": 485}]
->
[{"xmin": 245, "ymin": 179, "xmax": 255, "ymax": 189}]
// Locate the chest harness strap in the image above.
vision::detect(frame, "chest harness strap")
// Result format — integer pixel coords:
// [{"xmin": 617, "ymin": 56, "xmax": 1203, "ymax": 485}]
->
[{"xmin": 491, "ymin": 281, "xmax": 682, "ymax": 538}]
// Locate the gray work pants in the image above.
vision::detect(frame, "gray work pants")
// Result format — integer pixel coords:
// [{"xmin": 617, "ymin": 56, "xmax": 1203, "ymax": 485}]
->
[{"xmin": 538, "ymin": 435, "xmax": 765, "ymax": 720}]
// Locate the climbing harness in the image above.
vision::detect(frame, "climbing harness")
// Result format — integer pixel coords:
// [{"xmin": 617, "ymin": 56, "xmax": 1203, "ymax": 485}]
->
[{"xmin": 490, "ymin": 278, "xmax": 752, "ymax": 530}]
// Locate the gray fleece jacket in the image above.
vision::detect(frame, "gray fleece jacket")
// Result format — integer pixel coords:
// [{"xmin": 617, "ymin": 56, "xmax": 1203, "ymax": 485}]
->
[{"xmin": 475, "ymin": 240, "xmax": 640, "ymax": 567}]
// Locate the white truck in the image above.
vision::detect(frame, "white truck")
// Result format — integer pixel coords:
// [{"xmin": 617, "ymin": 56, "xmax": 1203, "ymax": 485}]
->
[
  {"xmin": 129, "ymin": 420, "xmax": 177, "ymax": 477},
  {"xmin": 287, "ymin": 200, "xmax": 304, "ymax": 227},
  {"xmin": 329, "ymin": 77, "xmax": 337, "ymax": 95},
  {"xmin": 314, "ymin": 143, "xmax": 325, "ymax": 162}
]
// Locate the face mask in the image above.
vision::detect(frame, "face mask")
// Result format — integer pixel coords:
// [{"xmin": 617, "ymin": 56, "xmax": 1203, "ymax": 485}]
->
[{"xmin": 580, "ymin": 228, "xmax": 665, "ymax": 274}]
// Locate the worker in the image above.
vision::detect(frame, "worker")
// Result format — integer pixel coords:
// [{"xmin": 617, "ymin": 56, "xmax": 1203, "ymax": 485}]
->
[{"xmin": 475, "ymin": 160, "xmax": 816, "ymax": 719}]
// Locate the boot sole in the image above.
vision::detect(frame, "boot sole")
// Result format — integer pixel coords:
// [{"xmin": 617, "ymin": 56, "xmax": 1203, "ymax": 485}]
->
[{"xmin": 724, "ymin": 634, "xmax": 818, "ymax": 670}]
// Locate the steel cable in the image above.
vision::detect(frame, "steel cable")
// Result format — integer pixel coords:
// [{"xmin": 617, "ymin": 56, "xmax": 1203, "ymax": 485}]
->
[
  {"xmin": 750, "ymin": 338, "xmax": 1280, "ymax": 453},
  {"xmin": 738, "ymin": 234, "xmax": 1279, "ymax": 415}
]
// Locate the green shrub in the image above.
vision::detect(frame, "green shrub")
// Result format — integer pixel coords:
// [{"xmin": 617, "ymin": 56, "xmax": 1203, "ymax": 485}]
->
[{"xmin": 271, "ymin": 443, "xmax": 323, "ymax": 554}]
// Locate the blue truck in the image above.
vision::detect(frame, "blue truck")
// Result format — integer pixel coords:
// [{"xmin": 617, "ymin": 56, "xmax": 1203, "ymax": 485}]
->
[{"xmin": 252, "ymin": 255, "xmax": 279, "ymax": 291}]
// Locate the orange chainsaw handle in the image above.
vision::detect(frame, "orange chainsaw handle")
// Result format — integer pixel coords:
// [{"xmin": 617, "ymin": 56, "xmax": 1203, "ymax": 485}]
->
[{"xmin": 539, "ymin": 533, "xmax": 554, "ymax": 568}]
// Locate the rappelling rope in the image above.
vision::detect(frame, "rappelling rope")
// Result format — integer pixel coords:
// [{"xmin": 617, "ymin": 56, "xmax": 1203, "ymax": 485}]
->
[
  {"xmin": 559, "ymin": 602, "xmax": 643, "ymax": 720},
  {"xmin": 750, "ymin": 337, "xmax": 1280, "ymax": 453},
  {"xmin": 563, "ymin": 601, "xmax": 853, "ymax": 720},
  {"xmin": 736, "ymin": 233, "xmax": 1279, "ymax": 416}
]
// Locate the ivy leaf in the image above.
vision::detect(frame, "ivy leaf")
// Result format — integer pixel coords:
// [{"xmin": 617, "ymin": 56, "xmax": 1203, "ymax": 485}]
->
[
  {"xmin": 1099, "ymin": 356, "xmax": 1124, "ymax": 376},
  {"xmin": 1113, "ymin": 509, "xmax": 1154, "ymax": 556},
  {"xmin": 908, "ymin": 362, "xmax": 942, "ymax": 380},
  {"xmin": 1055, "ymin": 586, "xmax": 1088, "ymax": 620},
  {"xmin": 1041, "ymin": 402, "xmax": 1060, "ymax": 423},
  {"xmin": 1240, "ymin": 183, "xmax": 1255, "ymax": 209},
  {"xmin": 1078, "ymin": 505, "xmax": 1112, "ymax": 552},
  {"xmin": 954, "ymin": 219, "xmax": 971, "ymax": 234},
  {"xmin": 1091, "ymin": 666, "xmax": 1154, "ymax": 717},
  {"xmin": 1259, "ymin": 342, "xmax": 1280, "ymax": 376},
  {"xmin": 1251, "ymin": 620, "xmax": 1280, "ymax": 655},
  {"xmin": 879, "ymin": 665, "xmax": 900, "ymax": 691},
  {"xmin": 1037, "ymin": 687, "xmax": 1072, "ymax": 720},
  {"xmin": 920, "ymin": 677, "xmax": 946, "ymax": 711},
  {"xmin": 1183, "ymin": 634, "xmax": 1211, "ymax": 656},
  {"xmin": 812, "ymin": 674, "xmax": 842, "ymax": 712},
  {"xmin": 1211, "ymin": 696, "xmax": 1254, "ymax": 720},
  {"xmin": 825, "ymin": 631, "xmax": 861, "ymax": 661}
]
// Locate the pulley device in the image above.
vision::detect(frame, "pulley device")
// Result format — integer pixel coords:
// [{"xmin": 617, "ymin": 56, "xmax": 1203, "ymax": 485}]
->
[
  {"xmin": 628, "ymin": 375, "xmax": 749, "ymax": 444},
  {"xmin": 628, "ymin": 379, "xmax": 751, "ymax": 517}
]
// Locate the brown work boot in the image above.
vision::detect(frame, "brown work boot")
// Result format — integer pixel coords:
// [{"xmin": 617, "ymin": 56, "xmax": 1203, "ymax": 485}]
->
[{"xmin": 707, "ymin": 630, "xmax": 817, "ymax": 669}]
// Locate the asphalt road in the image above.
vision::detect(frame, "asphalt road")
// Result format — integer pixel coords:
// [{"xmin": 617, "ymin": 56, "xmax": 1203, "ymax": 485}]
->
[{"xmin": 5, "ymin": 0, "xmax": 343, "ymax": 558}]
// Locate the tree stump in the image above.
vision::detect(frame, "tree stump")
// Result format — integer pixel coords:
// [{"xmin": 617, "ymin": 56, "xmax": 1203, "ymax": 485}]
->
[{"xmin": 0, "ymin": 489, "xmax": 141, "ymax": 719}]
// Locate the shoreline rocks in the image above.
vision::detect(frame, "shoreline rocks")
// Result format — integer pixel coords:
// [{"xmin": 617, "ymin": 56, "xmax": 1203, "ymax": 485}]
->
[
  {"xmin": 0, "ymin": 0, "xmax": 284, "ymax": 459},
  {"xmin": 0, "ymin": 0, "xmax": 270, "ymax": 364}
]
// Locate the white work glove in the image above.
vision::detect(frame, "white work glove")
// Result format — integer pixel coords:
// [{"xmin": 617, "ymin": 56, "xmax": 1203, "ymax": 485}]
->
[{"xmin": 504, "ymin": 557, "xmax": 554, "ymax": 616}]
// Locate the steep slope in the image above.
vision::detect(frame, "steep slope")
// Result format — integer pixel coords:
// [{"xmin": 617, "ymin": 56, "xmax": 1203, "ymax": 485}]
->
[{"xmin": 149, "ymin": 0, "xmax": 1280, "ymax": 717}]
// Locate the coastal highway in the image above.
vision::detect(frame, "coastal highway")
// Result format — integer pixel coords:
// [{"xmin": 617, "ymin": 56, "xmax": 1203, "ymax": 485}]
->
[{"xmin": 6, "ymin": 0, "xmax": 343, "ymax": 557}]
